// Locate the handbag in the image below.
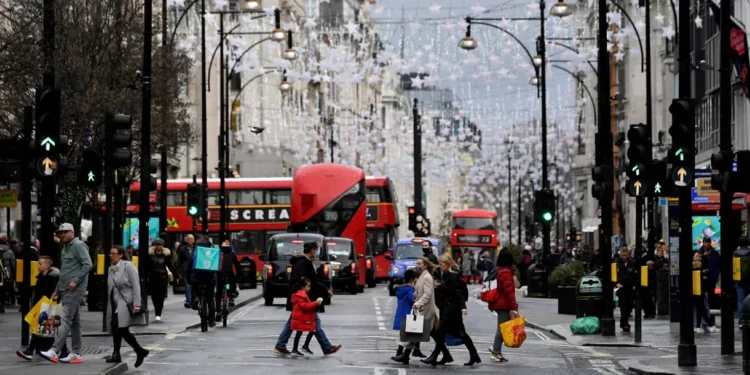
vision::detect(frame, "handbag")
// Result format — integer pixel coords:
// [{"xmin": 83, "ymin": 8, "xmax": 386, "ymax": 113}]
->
[
  {"xmin": 480, "ymin": 277, "xmax": 500, "ymax": 303},
  {"xmin": 112, "ymin": 271, "xmax": 142, "ymax": 317},
  {"xmin": 404, "ymin": 310, "xmax": 425, "ymax": 334}
]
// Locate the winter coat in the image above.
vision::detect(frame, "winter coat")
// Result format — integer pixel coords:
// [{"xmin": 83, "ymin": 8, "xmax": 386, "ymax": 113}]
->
[
  {"xmin": 286, "ymin": 255, "xmax": 327, "ymax": 313},
  {"xmin": 148, "ymin": 247, "xmax": 172, "ymax": 296},
  {"xmin": 702, "ymin": 249, "xmax": 721, "ymax": 287},
  {"xmin": 290, "ymin": 290, "xmax": 318, "ymax": 332},
  {"xmin": 412, "ymin": 270, "xmax": 437, "ymax": 324},
  {"xmin": 33, "ymin": 267, "xmax": 60, "ymax": 304},
  {"xmin": 488, "ymin": 266, "xmax": 519, "ymax": 311},
  {"xmin": 559, "ymin": 252, "xmax": 575, "ymax": 265},
  {"xmin": 392, "ymin": 284, "xmax": 415, "ymax": 331},
  {"xmin": 434, "ymin": 270, "xmax": 467, "ymax": 334},
  {"xmin": 56, "ymin": 238, "xmax": 92, "ymax": 292},
  {"xmin": 461, "ymin": 253, "xmax": 472, "ymax": 276},
  {"xmin": 107, "ymin": 260, "xmax": 146, "ymax": 332},
  {"xmin": 187, "ymin": 241, "xmax": 217, "ymax": 286},
  {"xmin": 219, "ymin": 247, "xmax": 240, "ymax": 277},
  {"xmin": 422, "ymin": 250, "xmax": 438, "ymax": 265},
  {"xmin": 616, "ymin": 258, "xmax": 636, "ymax": 288},
  {"xmin": 176, "ymin": 243, "xmax": 195, "ymax": 277}
]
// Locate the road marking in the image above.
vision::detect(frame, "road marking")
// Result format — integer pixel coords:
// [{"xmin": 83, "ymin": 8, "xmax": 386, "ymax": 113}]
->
[{"xmin": 373, "ymin": 297, "xmax": 387, "ymax": 331}]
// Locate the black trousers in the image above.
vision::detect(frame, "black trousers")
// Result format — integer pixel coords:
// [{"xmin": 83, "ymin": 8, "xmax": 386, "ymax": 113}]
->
[
  {"xmin": 292, "ymin": 331, "xmax": 314, "ymax": 351},
  {"xmin": 618, "ymin": 288, "xmax": 634, "ymax": 328},
  {"xmin": 430, "ymin": 314, "xmax": 478, "ymax": 359},
  {"xmin": 111, "ymin": 314, "xmax": 143, "ymax": 354},
  {"xmin": 149, "ymin": 277, "xmax": 168, "ymax": 317},
  {"xmin": 640, "ymin": 287, "xmax": 655, "ymax": 317}
]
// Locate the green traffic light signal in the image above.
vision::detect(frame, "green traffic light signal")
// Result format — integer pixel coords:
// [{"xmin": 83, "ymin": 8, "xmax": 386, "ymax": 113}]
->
[
  {"xmin": 188, "ymin": 206, "xmax": 198, "ymax": 216},
  {"xmin": 675, "ymin": 148, "xmax": 684, "ymax": 161},
  {"xmin": 542, "ymin": 211, "xmax": 553, "ymax": 222}
]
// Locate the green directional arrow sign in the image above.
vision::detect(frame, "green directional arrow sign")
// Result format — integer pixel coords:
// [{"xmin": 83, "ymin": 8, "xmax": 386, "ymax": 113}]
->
[
  {"xmin": 675, "ymin": 148, "xmax": 684, "ymax": 161},
  {"xmin": 631, "ymin": 165, "xmax": 640, "ymax": 176},
  {"xmin": 40, "ymin": 137, "xmax": 55, "ymax": 151}
]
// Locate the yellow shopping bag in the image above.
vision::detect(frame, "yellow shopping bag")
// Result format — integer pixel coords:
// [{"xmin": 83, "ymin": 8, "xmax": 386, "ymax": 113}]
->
[
  {"xmin": 499, "ymin": 312, "xmax": 527, "ymax": 348},
  {"xmin": 24, "ymin": 296, "xmax": 52, "ymax": 327}
]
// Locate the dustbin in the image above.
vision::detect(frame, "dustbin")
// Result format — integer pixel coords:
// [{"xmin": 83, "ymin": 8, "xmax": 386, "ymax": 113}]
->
[
  {"xmin": 576, "ymin": 275, "xmax": 604, "ymax": 318},
  {"xmin": 237, "ymin": 257, "xmax": 257, "ymax": 289},
  {"xmin": 527, "ymin": 265, "xmax": 547, "ymax": 298}
]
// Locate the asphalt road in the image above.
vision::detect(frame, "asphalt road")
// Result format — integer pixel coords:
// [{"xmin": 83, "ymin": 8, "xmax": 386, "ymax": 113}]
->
[{"xmin": 121, "ymin": 285, "xmax": 633, "ymax": 375}]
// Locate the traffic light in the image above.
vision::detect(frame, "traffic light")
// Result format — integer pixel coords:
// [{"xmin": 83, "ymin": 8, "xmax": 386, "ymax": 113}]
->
[
  {"xmin": 35, "ymin": 86, "xmax": 68, "ymax": 179},
  {"xmin": 187, "ymin": 183, "xmax": 201, "ymax": 217},
  {"xmin": 710, "ymin": 149, "xmax": 734, "ymax": 192},
  {"xmin": 533, "ymin": 189, "xmax": 555, "ymax": 224},
  {"xmin": 565, "ymin": 227, "xmax": 581, "ymax": 243},
  {"xmin": 668, "ymin": 99, "xmax": 694, "ymax": 188},
  {"xmin": 80, "ymin": 149, "xmax": 103, "ymax": 187},
  {"xmin": 625, "ymin": 123, "xmax": 651, "ymax": 197},
  {"xmin": 105, "ymin": 114, "xmax": 133, "ymax": 169},
  {"xmin": 407, "ymin": 206, "xmax": 416, "ymax": 232},
  {"xmin": 648, "ymin": 159, "xmax": 677, "ymax": 197},
  {"xmin": 734, "ymin": 151, "xmax": 750, "ymax": 192},
  {"xmin": 591, "ymin": 165, "xmax": 612, "ymax": 200}
]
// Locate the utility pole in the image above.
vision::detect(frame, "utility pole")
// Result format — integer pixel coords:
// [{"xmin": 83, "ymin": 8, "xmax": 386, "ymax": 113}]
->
[
  {"xmin": 20, "ymin": 106, "xmax": 33, "ymax": 346},
  {"xmin": 39, "ymin": 0, "xmax": 56, "ymax": 266},
  {"xmin": 139, "ymin": 0, "xmax": 153, "ymax": 323},
  {"xmin": 200, "ymin": 0, "xmax": 208, "ymax": 234},
  {"xmin": 645, "ymin": 0, "xmax": 656, "ymax": 270},
  {"xmin": 537, "ymin": 0, "xmax": 551, "ymax": 297},
  {"xmin": 159, "ymin": 0, "xmax": 169, "ymax": 240},
  {"xmin": 508, "ymin": 155, "xmax": 512, "ymax": 245},
  {"xmin": 413, "ymin": 98, "xmax": 423, "ymax": 217},
  {"xmin": 219, "ymin": 14, "xmax": 226, "ymax": 244}
]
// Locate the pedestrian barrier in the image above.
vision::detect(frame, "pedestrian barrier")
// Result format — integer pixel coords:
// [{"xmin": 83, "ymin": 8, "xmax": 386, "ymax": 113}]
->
[{"xmin": 132, "ymin": 255, "xmax": 139, "ymax": 270}]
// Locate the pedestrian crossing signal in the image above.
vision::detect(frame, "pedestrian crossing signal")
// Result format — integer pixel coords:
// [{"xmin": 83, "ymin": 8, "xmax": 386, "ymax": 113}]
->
[{"xmin": 187, "ymin": 183, "xmax": 201, "ymax": 218}]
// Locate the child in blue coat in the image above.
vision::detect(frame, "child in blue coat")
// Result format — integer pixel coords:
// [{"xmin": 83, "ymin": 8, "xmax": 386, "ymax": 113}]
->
[{"xmin": 392, "ymin": 269, "xmax": 425, "ymax": 358}]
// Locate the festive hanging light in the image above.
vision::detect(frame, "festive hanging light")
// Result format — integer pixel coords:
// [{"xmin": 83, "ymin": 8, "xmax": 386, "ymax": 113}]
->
[
  {"xmin": 282, "ymin": 30, "xmax": 299, "ymax": 61},
  {"xmin": 270, "ymin": 8, "xmax": 286, "ymax": 42},
  {"xmin": 532, "ymin": 55, "xmax": 543, "ymax": 67},
  {"xmin": 529, "ymin": 76, "xmax": 540, "ymax": 86},
  {"xmin": 549, "ymin": 0, "xmax": 574, "ymax": 18}
]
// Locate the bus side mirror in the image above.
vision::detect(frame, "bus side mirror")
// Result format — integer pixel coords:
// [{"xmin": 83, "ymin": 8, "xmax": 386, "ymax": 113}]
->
[
  {"xmin": 259, "ymin": 254, "xmax": 267, "ymax": 261},
  {"xmin": 385, "ymin": 254, "xmax": 393, "ymax": 260}
]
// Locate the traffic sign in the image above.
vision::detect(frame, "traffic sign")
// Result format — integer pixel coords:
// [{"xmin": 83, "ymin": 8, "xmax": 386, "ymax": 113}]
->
[
  {"xmin": 673, "ymin": 167, "xmax": 692, "ymax": 187},
  {"xmin": 40, "ymin": 137, "xmax": 55, "ymax": 151},
  {"xmin": 628, "ymin": 180, "xmax": 647, "ymax": 197},
  {"xmin": 37, "ymin": 156, "xmax": 59, "ymax": 176}
]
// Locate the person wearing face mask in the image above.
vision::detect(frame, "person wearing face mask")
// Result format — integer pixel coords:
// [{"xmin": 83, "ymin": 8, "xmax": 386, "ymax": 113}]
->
[
  {"xmin": 421, "ymin": 240, "xmax": 438, "ymax": 265},
  {"xmin": 147, "ymin": 238, "xmax": 173, "ymax": 322},
  {"xmin": 391, "ymin": 256, "xmax": 438, "ymax": 365}
]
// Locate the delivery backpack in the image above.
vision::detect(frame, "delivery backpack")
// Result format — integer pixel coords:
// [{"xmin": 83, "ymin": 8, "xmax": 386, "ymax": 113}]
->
[{"xmin": 193, "ymin": 246, "xmax": 220, "ymax": 271}]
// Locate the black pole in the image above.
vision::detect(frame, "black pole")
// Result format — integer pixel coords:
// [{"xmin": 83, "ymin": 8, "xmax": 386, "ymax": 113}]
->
[
  {"xmin": 113, "ymin": 174, "xmax": 123, "ymax": 246},
  {"xmin": 224, "ymin": 53, "xmax": 230, "ymax": 234},
  {"xmin": 677, "ymin": 0, "xmax": 696, "ymax": 364},
  {"xmin": 218, "ymin": 13, "xmax": 226, "ymax": 245},
  {"xmin": 635, "ymin": 196, "xmax": 643, "ymax": 343},
  {"xmin": 329, "ymin": 112, "xmax": 335, "ymax": 163},
  {"xmin": 538, "ymin": 0, "xmax": 551, "ymax": 297},
  {"xmin": 597, "ymin": 0, "xmax": 615, "ymax": 337},
  {"xmin": 39, "ymin": 0, "xmax": 57, "ymax": 266},
  {"xmin": 508, "ymin": 155, "xmax": 512, "ymax": 245},
  {"xmin": 645, "ymin": 0, "xmax": 656, "ymax": 275},
  {"xmin": 718, "ymin": 0, "xmax": 736, "ymax": 354},
  {"xmin": 159, "ymin": 0, "xmax": 169, "ymax": 239},
  {"xmin": 139, "ymin": 0, "xmax": 153, "ymax": 324},
  {"xmin": 413, "ymin": 98, "xmax": 423, "ymax": 217},
  {"xmin": 20, "ymin": 106, "xmax": 33, "ymax": 346},
  {"xmin": 200, "ymin": 0, "xmax": 208, "ymax": 234},
  {"xmin": 518, "ymin": 177, "xmax": 522, "ymax": 246},
  {"xmin": 102, "ymin": 133, "xmax": 113, "ymax": 332}
]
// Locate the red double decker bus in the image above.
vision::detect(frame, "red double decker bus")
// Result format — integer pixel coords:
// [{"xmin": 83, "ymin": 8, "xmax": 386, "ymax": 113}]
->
[
  {"xmin": 451, "ymin": 209, "xmax": 499, "ymax": 260},
  {"xmin": 364, "ymin": 177, "xmax": 400, "ymax": 282},
  {"xmin": 289, "ymin": 164, "xmax": 367, "ymax": 293}
]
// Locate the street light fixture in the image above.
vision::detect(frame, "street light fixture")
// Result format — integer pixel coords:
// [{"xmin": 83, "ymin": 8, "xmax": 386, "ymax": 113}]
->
[
  {"xmin": 282, "ymin": 30, "xmax": 298, "ymax": 60},
  {"xmin": 242, "ymin": 0, "xmax": 262, "ymax": 11},
  {"xmin": 549, "ymin": 0, "xmax": 574, "ymax": 18},
  {"xmin": 529, "ymin": 76, "xmax": 540, "ymax": 86},
  {"xmin": 279, "ymin": 71, "xmax": 292, "ymax": 92},
  {"xmin": 270, "ymin": 8, "xmax": 286, "ymax": 42},
  {"xmin": 458, "ymin": 25, "xmax": 478, "ymax": 50},
  {"xmin": 533, "ymin": 54, "xmax": 543, "ymax": 67}
]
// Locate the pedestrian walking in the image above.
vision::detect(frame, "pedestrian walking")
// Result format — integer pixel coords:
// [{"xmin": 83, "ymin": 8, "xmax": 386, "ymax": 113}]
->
[
  {"xmin": 422, "ymin": 240, "xmax": 438, "ymax": 264},
  {"xmin": 485, "ymin": 247, "xmax": 518, "ymax": 362},
  {"xmin": 615, "ymin": 249, "xmax": 636, "ymax": 332},
  {"xmin": 0, "ymin": 234, "xmax": 15, "ymax": 312},
  {"xmin": 700, "ymin": 237, "xmax": 720, "ymax": 326},
  {"xmin": 16, "ymin": 256, "xmax": 68, "ymax": 360},
  {"xmin": 423, "ymin": 253, "xmax": 480, "ymax": 367},
  {"xmin": 40, "ymin": 223, "xmax": 92, "ymax": 364},
  {"xmin": 289, "ymin": 277, "xmax": 319, "ymax": 356},
  {"xmin": 692, "ymin": 252, "xmax": 715, "ymax": 332},
  {"xmin": 391, "ymin": 269, "xmax": 425, "ymax": 359},
  {"xmin": 105, "ymin": 245, "xmax": 149, "ymax": 367},
  {"xmin": 391, "ymin": 256, "xmax": 437, "ymax": 365},
  {"xmin": 177, "ymin": 234, "xmax": 195, "ymax": 308},
  {"xmin": 478, "ymin": 252, "xmax": 493, "ymax": 283},
  {"xmin": 640, "ymin": 261, "xmax": 657, "ymax": 319},
  {"xmin": 274, "ymin": 242, "xmax": 341, "ymax": 356},
  {"xmin": 461, "ymin": 251, "xmax": 472, "ymax": 284},
  {"xmin": 734, "ymin": 237, "xmax": 750, "ymax": 328},
  {"xmin": 147, "ymin": 238, "xmax": 173, "ymax": 322}
]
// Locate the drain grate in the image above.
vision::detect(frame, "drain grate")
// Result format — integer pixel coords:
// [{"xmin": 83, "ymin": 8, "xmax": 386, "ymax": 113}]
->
[{"xmin": 79, "ymin": 347, "xmax": 110, "ymax": 356}]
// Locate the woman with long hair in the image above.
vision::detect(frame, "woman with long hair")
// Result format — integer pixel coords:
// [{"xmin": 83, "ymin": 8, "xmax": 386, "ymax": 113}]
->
[
  {"xmin": 422, "ymin": 253, "xmax": 481, "ymax": 366},
  {"xmin": 487, "ymin": 247, "xmax": 519, "ymax": 362},
  {"xmin": 391, "ymin": 256, "xmax": 437, "ymax": 365}
]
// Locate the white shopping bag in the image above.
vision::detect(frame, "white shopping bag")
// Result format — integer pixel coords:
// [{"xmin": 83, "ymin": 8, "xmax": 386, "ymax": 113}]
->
[{"xmin": 404, "ymin": 312, "xmax": 425, "ymax": 334}]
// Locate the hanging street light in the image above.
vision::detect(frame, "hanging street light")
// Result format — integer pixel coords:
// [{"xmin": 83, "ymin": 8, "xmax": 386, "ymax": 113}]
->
[
  {"xmin": 459, "ymin": 24, "xmax": 478, "ymax": 50},
  {"xmin": 533, "ymin": 54, "xmax": 543, "ymax": 67},
  {"xmin": 549, "ymin": 0, "xmax": 574, "ymax": 18},
  {"xmin": 270, "ymin": 8, "xmax": 286, "ymax": 42},
  {"xmin": 529, "ymin": 76, "xmax": 540, "ymax": 86},
  {"xmin": 282, "ymin": 30, "xmax": 299, "ymax": 60}
]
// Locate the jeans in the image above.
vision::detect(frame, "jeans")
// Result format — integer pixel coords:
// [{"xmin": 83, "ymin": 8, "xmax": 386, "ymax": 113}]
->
[
  {"xmin": 737, "ymin": 284, "xmax": 747, "ymax": 325},
  {"xmin": 276, "ymin": 313, "xmax": 332, "ymax": 352},
  {"xmin": 52, "ymin": 288, "xmax": 86, "ymax": 354},
  {"xmin": 185, "ymin": 282, "xmax": 192, "ymax": 304},
  {"xmin": 493, "ymin": 310, "xmax": 511, "ymax": 354}
]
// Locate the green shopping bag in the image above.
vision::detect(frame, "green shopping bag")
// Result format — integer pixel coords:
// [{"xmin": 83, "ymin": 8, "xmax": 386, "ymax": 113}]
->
[
  {"xmin": 194, "ymin": 246, "xmax": 220, "ymax": 271},
  {"xmin": 570, "ymin": 316, "xmax": 600, "ymax": 335}
]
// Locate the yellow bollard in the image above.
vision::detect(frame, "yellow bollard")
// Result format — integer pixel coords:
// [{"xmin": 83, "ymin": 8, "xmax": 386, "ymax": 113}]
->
[
  {"xmin": 15, "ymin": 259, "xmax": 23, "ymax": 283},
  {"xmin": 692, "ymin": 270, "xmax": 702, "ymax": 296},
  {"xmin": 132, "ymin": 255, "xmax": 139, "ymax": 270},
  {"xmin": 30, "ymin": 261, "xmax": 38, "ymax": 287},
  {"xmin": 611, "ymin": 263, "xmax": 618, "ymax": 283},
  {"xmin": 734, "ymin": 257, "xmax": 741, "ymax": 281},
  {"xmin": 640, "ymin": 266, "xmax": 648, "ymax": 287},
  {"xmin": 96, "ymin": 254, "xmax": 105, "ymax": 275}
]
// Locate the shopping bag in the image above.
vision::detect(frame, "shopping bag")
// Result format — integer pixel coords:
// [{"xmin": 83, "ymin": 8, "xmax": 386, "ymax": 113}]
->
[
  {"xmin": 404, "ymin": 312, "xmax": 425, "ymax": 334},
  {"xmin": 570, "ymin": 316, "xmax": 600, "ymax": 335},
  {"xmin": 399, "ymin": 316, "xmax": 432, "ymax": 343},
  {"xmin": 480, "ymin": 278, "xmax": 499, "ymax": 303},
  {"xmin": 24, "ymin": 296, "xmax": 51, "ymax": 327},
  {"xmin": 194, "ymin": 246, "xmax": 220, "ymax": 271},
  {"xmin": 33, "ymin": 300, "xmax": 62, "ymax": 338},
  {"xmin": 445, "ymin": 334, "xmax": 463, "ymax": 346},
  {"xmin": 499, "ymin": 312, "xmax": 526, "ymax": 348}
]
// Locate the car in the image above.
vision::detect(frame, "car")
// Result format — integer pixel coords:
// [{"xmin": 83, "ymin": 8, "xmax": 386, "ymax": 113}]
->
[
  {"xmin": 325, "ymin": 237, "xmax": 362, "ymax": 294},
  {"xmin": 386, "ymin": 237, "xmax": 445, "ymax": 296},
  {"xmin": 259, "ymin": 233, "xmax": 331, "ymax": 306},
  {"xmin": 365, "ymin": 242, "xmax": 377, "ymax": 288}
]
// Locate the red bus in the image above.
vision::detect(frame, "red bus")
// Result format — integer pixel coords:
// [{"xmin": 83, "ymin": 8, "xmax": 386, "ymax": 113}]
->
[
  {"xmin": 364, "ymin": 177, "xmax": 400, "ymax": 282},
  {"xmin": 451, "ymin": 209, "xmax": 499, "ymax": 260},
  {"xmin": 289, "ymin": 164, "xmax": 367, "ymax": 293}
]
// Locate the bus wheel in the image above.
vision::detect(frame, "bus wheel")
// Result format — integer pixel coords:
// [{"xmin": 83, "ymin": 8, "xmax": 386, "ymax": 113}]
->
[{"xmin": 388, "ymin": 280, "xmax": 395, "ymax": 296}]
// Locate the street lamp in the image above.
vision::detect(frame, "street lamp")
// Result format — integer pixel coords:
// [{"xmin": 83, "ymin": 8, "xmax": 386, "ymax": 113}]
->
[
  {"xmin": 282, "ymin": 30, "xmax": 299, "ymax": 61},
  {"xmin": 532, "ymin": 54, "xmax": 543, "ymax": 67},
  {"xmin": 270, "ymin": 8, "xmax": 286, "ymax": 42},
  {"xmin": 549, "ymin": 0, "xmax": 574, "ymax": 17},
  {"xmin": 242, "ymin": 0, "xmax": 262, "ymax": 11},
  {"xmin": 458, "ymin": 24, "xmax": 478, "ymax": 50},
  {"xmin": 529, "ymin": 76, "xmax": 540, "ymax": 86},
  {"xmin": 279, "ymin": 71, "xmax": 292, "ymax": 92}
]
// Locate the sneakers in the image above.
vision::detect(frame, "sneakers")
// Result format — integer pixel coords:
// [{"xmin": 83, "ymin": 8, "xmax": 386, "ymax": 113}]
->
[
  {"xmin": 59, "ymin": 353, "xmax": 84, "ymax": 364},
  {"xmin": 16, "ymin": 350, "xmax": 33, "ymax": 361},
  {"xmin": 323, "ymin": 345, "xmax": 342, "ymax": 356},
  {"xmin": 274, "ymin": 346, "xmax": 291, "ymax": 355},
  {"xmin": 291, "ymin": 350, "xmax": 304, "ymax": 357},
  {"xmin": 40, "ymin": 349, "xmax": 59, "ymax": 363},
  {"xmin": 301, "ymin": 346, "xmax": 314, "ymax": 355},
  {"xmin": 155, "ymin": 316, "xmax": 161, "ymax": 322},
  {"xmin": 707, "ymin": 326, "xmax": 719, "ymax": 333},
  {"xmin": 694, "ymin": 327, "xmax": 703, "ymax": 333},
  {"xmin": 491, "ymin": 353, "xmax": 508, "ymax": 362}
]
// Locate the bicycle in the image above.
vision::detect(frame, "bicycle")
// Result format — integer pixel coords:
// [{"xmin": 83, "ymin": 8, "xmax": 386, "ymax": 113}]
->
[{"xmin": 197, "ymin": 285, "xmax": 209, "ymax": 332}]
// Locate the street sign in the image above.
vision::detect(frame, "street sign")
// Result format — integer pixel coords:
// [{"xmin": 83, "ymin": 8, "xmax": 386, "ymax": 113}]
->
[
  {"xmin": 36, "ymin": 157, "xmax": 59, "ymax": 176},
  {"xmin": 628, "ymin": 180, "xmax": 647, "ymax": 197},
  {"xmin": 672, "ymin": 166, "xmax": 692, "ymax": 187},
  {"xmin": 0, "ymin": 189, "xmax": 16, "ymax": 207}
]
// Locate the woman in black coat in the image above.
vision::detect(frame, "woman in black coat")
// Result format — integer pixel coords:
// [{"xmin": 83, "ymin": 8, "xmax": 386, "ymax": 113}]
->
[
  {"xmin": 147, "ymin": 238, "xmax": 173, "ymax": 322},
  {"xmin": 422, "ymin": 253, "xmax": 481, "ymax": 367}
]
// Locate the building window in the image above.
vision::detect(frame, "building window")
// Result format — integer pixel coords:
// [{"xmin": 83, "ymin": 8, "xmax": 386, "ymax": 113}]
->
[{"xmin": 306, "ymin": 0, "xmax": 319, "ymax": 18}]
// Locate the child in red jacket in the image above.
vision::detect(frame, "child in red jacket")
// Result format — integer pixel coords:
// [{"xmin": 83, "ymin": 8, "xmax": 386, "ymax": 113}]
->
[{"xmin": 291, "ymin": 277, "xmax": 322, "ymax": 356}]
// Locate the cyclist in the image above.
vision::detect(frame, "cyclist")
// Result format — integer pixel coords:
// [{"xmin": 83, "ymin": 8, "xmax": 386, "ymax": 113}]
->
[
  {"xmin": 215, "ymin": 242, "xmax": 240, "ymax": 322},
  {"xmin": 186, "ymin": 235, "xmax": 217, "ymax": 328}
]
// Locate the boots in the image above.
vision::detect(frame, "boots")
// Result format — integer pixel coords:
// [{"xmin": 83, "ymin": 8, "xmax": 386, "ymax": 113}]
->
[
  {"xmin": 436, "ymin": 351, "xmax": 454, "ymax": 365},
  {"xmin": 395, "ymin": 346, "xmax": 403, "ymax": 356},
  {"xmin": 411, "ymin": 343, "xmax": 426, "ymax": 358},
  {"xmin": 105, "ymin": 351, "xmax": 121, "ymax": 363},
  {"xmin": 420, "ymin": 350, "xmax": 439, "ymax": 366},
  {"xmin": 134, "ymin": 348, "xmax": 150, "ymax": 368},
  {"xmin": 463, "ymin": 333, "xmax": 480, "ymax": 366},
  {"xmin": 464, "ymin": 353, "xmax": 482, "ymax": 366},
  {"xmin": 390, "ymin": 348, "xmax": 411, "ymax": 365}
]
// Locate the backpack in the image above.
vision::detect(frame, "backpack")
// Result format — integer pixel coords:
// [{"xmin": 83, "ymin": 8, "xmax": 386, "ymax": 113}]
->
[{"xmin": 193, "ymin": 246, "xmax": 220, "ymax": 271}]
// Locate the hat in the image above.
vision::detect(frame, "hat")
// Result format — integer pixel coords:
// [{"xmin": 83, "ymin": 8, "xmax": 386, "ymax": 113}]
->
[
  {"xmin": 56, "ymin": 223, "xmax": 74, "ymax": 233},
  {"xmin": 646, "ymin": 260, "xmax": 655, "ymax": 266},
  {"xmin": 153, "ymin": 238, "xmax": 165, "ymax": 246}
]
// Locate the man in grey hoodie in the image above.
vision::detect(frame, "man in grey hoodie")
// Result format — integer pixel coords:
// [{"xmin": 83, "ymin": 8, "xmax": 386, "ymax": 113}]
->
[{"xmin": 40, "ymin": 223, "xmax": 92, "ymax": 364}]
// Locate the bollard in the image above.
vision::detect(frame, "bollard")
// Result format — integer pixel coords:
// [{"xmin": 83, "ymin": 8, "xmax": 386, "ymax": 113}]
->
[{"xmin": 742, "ymin": 295, "xmax": 750, "ymax": 374}]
